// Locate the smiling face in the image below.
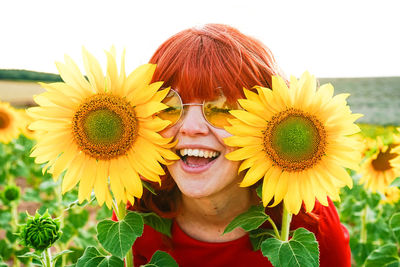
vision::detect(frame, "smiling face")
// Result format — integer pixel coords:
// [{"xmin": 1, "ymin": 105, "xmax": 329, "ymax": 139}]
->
[{"xmin": 161, "ymin": 104, "xmax": 242, "ymax": 199}]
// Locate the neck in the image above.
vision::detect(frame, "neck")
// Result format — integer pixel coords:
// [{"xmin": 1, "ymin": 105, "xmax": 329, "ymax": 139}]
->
[{"xmin": 176, "ymin": 184, "xmax": 256, "ymax": 242}]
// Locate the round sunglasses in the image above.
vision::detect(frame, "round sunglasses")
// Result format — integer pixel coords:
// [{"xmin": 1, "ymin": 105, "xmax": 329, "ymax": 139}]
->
[{"xmin": 157, "ymin": 89, "xmax": 240, "ymax": 129}]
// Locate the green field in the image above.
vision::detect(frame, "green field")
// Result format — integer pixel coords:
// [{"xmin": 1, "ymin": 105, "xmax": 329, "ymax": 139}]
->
[
  {"xmin": 1, "ymin": 69, "xmax": 399, "ymax": 125},
  {"xmin": 319, "ymin": 77, "xmax": 400, "ymax": 126}
]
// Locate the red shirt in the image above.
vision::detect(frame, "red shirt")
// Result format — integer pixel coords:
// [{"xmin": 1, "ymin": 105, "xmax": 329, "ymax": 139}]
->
[{"xmin": 130, "ymin": 199, "xmax": 351, "ymax": 267}]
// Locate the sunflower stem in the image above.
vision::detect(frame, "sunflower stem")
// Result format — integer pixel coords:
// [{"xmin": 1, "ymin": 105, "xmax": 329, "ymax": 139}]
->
[
  {"xmin": 113, "ymin": 200, "xmax": 134, "ymax": 267},
  {"xmin": 360, "ymin": 206, "xmax": 368, "ymax": 243},
  {"xmin": 267, "ymin": 217, "xmax": 281, "ymax": 239},
  {"xmin": 42, "ymin": 248, "xmax": 52, "ymax": 267},
  {"xmin": 280, "ymin": 204, "xmax": 292, "ymax": 241}
]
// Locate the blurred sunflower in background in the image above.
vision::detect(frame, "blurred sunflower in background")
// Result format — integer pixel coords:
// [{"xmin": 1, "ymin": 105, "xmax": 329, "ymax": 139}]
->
[
  {"xmin": 359, "ymin": 135, "xmax": 400, "ymax": 194},
  {"xmin": 224, "ymin": 72, "xmax": 362, "ymax": 215},
  {"xmin": 390, "ymin": 128, "xmax": 400, "ymax": 173},
  {"xmin": 0, "ymin": 101, "xmax": 20, "ymax": 143},
  {"xmin": 381, "ymin": 186, "xmax": 400, "ymax": 205},
  {"xmin": 28, "ymin": 47, "xmax": 179, "ymax": 208},
  {"xmin": 17, "ymin": 108, "xmax": 37, "ymax": 140}
]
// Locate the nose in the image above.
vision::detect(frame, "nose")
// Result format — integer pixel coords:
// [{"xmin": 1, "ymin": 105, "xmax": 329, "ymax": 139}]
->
[{"xmin": 179, "ymin": 105, "xmax": 209, "ymax": 136}]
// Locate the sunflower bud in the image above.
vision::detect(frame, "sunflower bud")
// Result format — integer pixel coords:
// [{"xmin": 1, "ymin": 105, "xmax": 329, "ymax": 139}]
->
[
  {"xmin": 19, "ymin": 210, "xmax": 62, "ymax": 251},
  {"xmin": 1, "ymin": 184, "xmax": 21, "ymax": 204}
]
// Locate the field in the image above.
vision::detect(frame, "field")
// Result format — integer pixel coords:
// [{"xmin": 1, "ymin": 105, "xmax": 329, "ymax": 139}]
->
[{"xmin": 1, "ymin": 71, "xmax": 400, "ymax": 266}]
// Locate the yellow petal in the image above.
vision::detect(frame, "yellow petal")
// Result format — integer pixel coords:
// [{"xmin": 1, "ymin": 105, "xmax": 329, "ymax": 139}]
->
[
  {"xmin": 109, "ymin": 159, "xmax": 126, "ymax": 205},
  {"xmin": 270, "ymin": 170, "xmax": 289, "ymax": 207},
  {"xmin": 94, "ymin": 160, "xmax": 110, "ymax": 206},
  {"xmin": 261, "ymin": 167, "xmax": 281, "ymax": 206},
  {"xmin": 238, "ymin": 151, "xmax": 265, "ymax": 173},
  {"xmin": 140, "ymin": 116, "xmax": 171, "ymax": 132},
  {"xmin": 298, "ymin": 171, "xmax": 316, "ymax": 212},
  {"xmin": 122, "ymin": 64, "xmax": 156, "ymax": 96},
  {"xmin": 240, "ymin": 159, "xmax": 271, "ymax": 187},
  {"xmin": 237, "ymin": 99, "xmax": 272, "ymax": 119},
  {"xmin": 229, "ymin": 110, "xmax": 268, "ymax": 128},
  {"xmin": 223, "ymin": 135, "xmax": 262, "ymax": 147},
  {"xmin": 118, "ymin": 157, "xmax": 143, "ymax": 198},
  {"xmin": 224, "ymin": 119, "xmax": 264, "ymax": 137},
  {"xmin": 225, "ymin": 145, "xmax": 264, "ymax": 161},
  {"xmin": 61, "ymin": 154, "xmax": 85, "ymax": 193},
  {"xmin": 128, "ymin": 81, "xmax": 164, "ymax": 106},
  {"xmin": 135, "ymin": 101, "xmax": 169, "ymax": 118},
  {"xmin": 82, "ymin": 47, "xmax": 105, "ymax": 93},
  {"xmin": 78, "ymin": 156, "xmax": 97, "ymax": 203},
  {"xmin": 284, "ymin": 173, "xmax": 302, "ymax": 215},
  {"xmin": 322, "ymin": 158, "xmax": 353, "ymax": 188}
]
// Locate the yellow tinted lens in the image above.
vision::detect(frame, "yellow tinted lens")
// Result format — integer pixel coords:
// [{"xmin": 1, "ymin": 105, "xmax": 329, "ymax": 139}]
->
[
  {"xmin": 203, "ymin": 95, "xmax": 238, "ymax": 128},
  {"xmin": 158, "ymin": 89, "xmax": 182, "ymax": 125}
]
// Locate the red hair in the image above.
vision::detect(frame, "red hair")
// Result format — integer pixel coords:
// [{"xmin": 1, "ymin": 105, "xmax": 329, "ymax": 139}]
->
[
  {"xmin": 133, "ymin": 24, "xmax": 288, "ymax": 218},
  {"xmin": 149, "ymin": 23, "xmax": 285, "ymax": 103}
]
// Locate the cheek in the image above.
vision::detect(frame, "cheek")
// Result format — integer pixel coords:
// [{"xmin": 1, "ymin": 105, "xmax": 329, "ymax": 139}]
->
[
  {"xmin": 160, "ymin": 126, "xmax": 178, "ymax": 138},
  {"xmin": 212, "ymin": 128, "xmax": 233, "ymax": 149}
]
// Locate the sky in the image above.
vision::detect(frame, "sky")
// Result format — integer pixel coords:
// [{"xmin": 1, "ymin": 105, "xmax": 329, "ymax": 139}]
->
[{"xmin": 1, "ymin": 0, "xmax": 399, "ymax": 78}]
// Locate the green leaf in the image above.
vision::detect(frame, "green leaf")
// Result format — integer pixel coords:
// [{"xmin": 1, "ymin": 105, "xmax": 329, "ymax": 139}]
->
[
  {"xmin": 0, "ymin": 256, "xmax": 8, "ymax": 267},
  {"xmin": 142, "ymin": 250, "xmax": 178, "ymax": 267},
  {"xmin": 249, "ymin": 228, "xmax": 276, "ymax": 251},
  {"xmin": 140, "ymin": 212, "xmax": 172, "ymax": 237},
  {"xmin": 261, "ymin": 228, "xmax": 319, "ymax": 267},
  {"xmin": 17, "ymin": 251, "xmax": 42, "ymax": 261},
  {"xmin": 52, "ymin": 249, "xmax": 74, "ymax": 264},
  {"xmin": 67, "ymin": 209, "xmax": 89, "ymax": 228},
  {"xmin": 97, "ymin": 211, "xmax": 143, "ymax": 259},
  {"xmin": 142, "ymin": 180, "xmax": 157, "ymax": 195},
  {"xmin": 364, "ymin": 244, "xmax": 400, "ymax": 267},
  {"xmin": 366, "ymin": 192, "xmax": 381, "ymax": 209},
  {"xmin": 60, "ymin": 223, "xmax": 76, "ymax": 243},
  {"xmin": 224, "ymin": 205, "xmax": 269, "ymax": 234},
  {"xmin": 256, "ymin": 183, "xmax": 262, "ymax": 199},
  {"xmin": 0, "ymin": 239, "xmax": 13, "ymax": 260},
  {"xmin": 390, "ymin": 213, "xmax": 400, "ymax": 243},
  {"xmin": 390, "ymin": 177, "xmax": 400, "ymax": 187},
  {"xmin": 76, "ymin": 247, "xmax": 124, "ymax": 267}
]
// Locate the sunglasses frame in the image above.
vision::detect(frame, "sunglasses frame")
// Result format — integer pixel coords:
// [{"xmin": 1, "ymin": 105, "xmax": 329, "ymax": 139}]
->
[{"xmin": 160, "ymin": 88, "xmax": 235, "ymax": 129}]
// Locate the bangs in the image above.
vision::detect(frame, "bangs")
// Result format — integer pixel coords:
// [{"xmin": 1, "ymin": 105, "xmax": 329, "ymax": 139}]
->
[{"xmin": 149, "ymin": 24, "xmax": 285, "ymax": 103}]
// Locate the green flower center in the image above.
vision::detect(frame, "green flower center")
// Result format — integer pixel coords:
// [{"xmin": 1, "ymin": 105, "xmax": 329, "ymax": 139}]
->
[
  {"xmin": 83, "ymin": 109, "xmax": 123, "ymax": 145},
  {"xmin": 271, "ymin": 116, "xmax": 319, "ymax": 162},
  {"xmin": 72, "ymin": 94, "xmax": 138, "ymax": 160},
  {"xmin": 0, "ymin": 111, "xmax": 10, "ymax": 129},
  {"xmin": 263, "ymin": 108, "xmax": 326, "ymax": 172}
]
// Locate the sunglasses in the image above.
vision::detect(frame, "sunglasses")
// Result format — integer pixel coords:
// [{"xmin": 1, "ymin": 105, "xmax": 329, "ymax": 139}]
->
[{"xmin": 158, "ymin": 89, "xmax": 240, "ymax": 129}]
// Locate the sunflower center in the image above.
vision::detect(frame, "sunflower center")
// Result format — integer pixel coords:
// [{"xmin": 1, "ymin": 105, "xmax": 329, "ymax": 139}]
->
[
  {"xmin": 72, "ymin": 94, "xmax": 137, "ymax": 160},
  {"xmin": 83, "ymin": 110, "xmax": 123, "ymax": 145},
  {"xmin": 263, "ymin": 108, "xmax": 326, "ymax": 172},
  {"xmin": 0, "ymin": 111, "xmax": 10, "ymax": 129},
  {"xmin": 371, "ymin": 144, "xmax": 399, "ymax": 171}
]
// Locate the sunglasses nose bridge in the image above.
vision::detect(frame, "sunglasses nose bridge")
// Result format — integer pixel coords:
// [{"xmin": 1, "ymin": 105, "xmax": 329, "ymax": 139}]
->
[
  {"xmin": 181, "ymin": 103, "xmax": 206, "ymax": 122},
  {"xmin": 179, "ymin": 104, "xmax": 210, "ymax": 134}
]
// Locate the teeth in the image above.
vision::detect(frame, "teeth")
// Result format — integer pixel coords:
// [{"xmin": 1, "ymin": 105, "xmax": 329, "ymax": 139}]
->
[{"xmin": 179, "ymin": 148, "xmax": 220, "ymax": 158}]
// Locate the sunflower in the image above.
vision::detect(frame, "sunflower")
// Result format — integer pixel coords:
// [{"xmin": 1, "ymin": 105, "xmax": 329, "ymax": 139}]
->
[
  {"xmin": 224, "ymin": 72, "xmax": 362, "ymax": 214},
  {"xmin": 17, "ymin": 108, "xmax": 37, "ymax": 139},
  {"xmin": 381, "ymin": 186, "xmax": 400, "ymax": 205},
  {"xmin": 390, "ymin": 128, "xmax": 400, "ymax": 173},
  {"xmin": 0, "ymin": 101, "xmax": 20, "ymax": 143},
  {"xmin": 359, "ymin": 135, "xmax": 400, "ymax": 194},
  {"xmin": 28, "ymin": 47, "xmax": 179, "ymax": 208}
]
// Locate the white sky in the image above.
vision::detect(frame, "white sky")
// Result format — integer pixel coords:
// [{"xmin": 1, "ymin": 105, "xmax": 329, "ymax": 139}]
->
[{"xmin": 1, "ymin": 0, "xmax": 399, "ymax": 78}]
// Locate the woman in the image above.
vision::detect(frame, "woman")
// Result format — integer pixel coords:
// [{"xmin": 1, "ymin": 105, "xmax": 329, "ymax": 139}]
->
[{"xmin": 130, "ymin": 24, "xmax": 351, "ymax": 267}]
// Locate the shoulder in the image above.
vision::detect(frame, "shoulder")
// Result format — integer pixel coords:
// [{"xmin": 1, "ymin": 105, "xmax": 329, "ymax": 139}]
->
[
  {"xmin": 133, "ymin": 224, "xmax": 172, "ymax": 266},
  {"xmin": 292, "ymin": 198, "xmax": 351, "ymax": 267}
]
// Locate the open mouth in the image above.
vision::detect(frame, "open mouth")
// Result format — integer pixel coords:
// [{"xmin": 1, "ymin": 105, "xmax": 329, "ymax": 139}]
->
[{"xmin": 178, "ymin": 148, "xmax": 221, "ymax": 168}]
